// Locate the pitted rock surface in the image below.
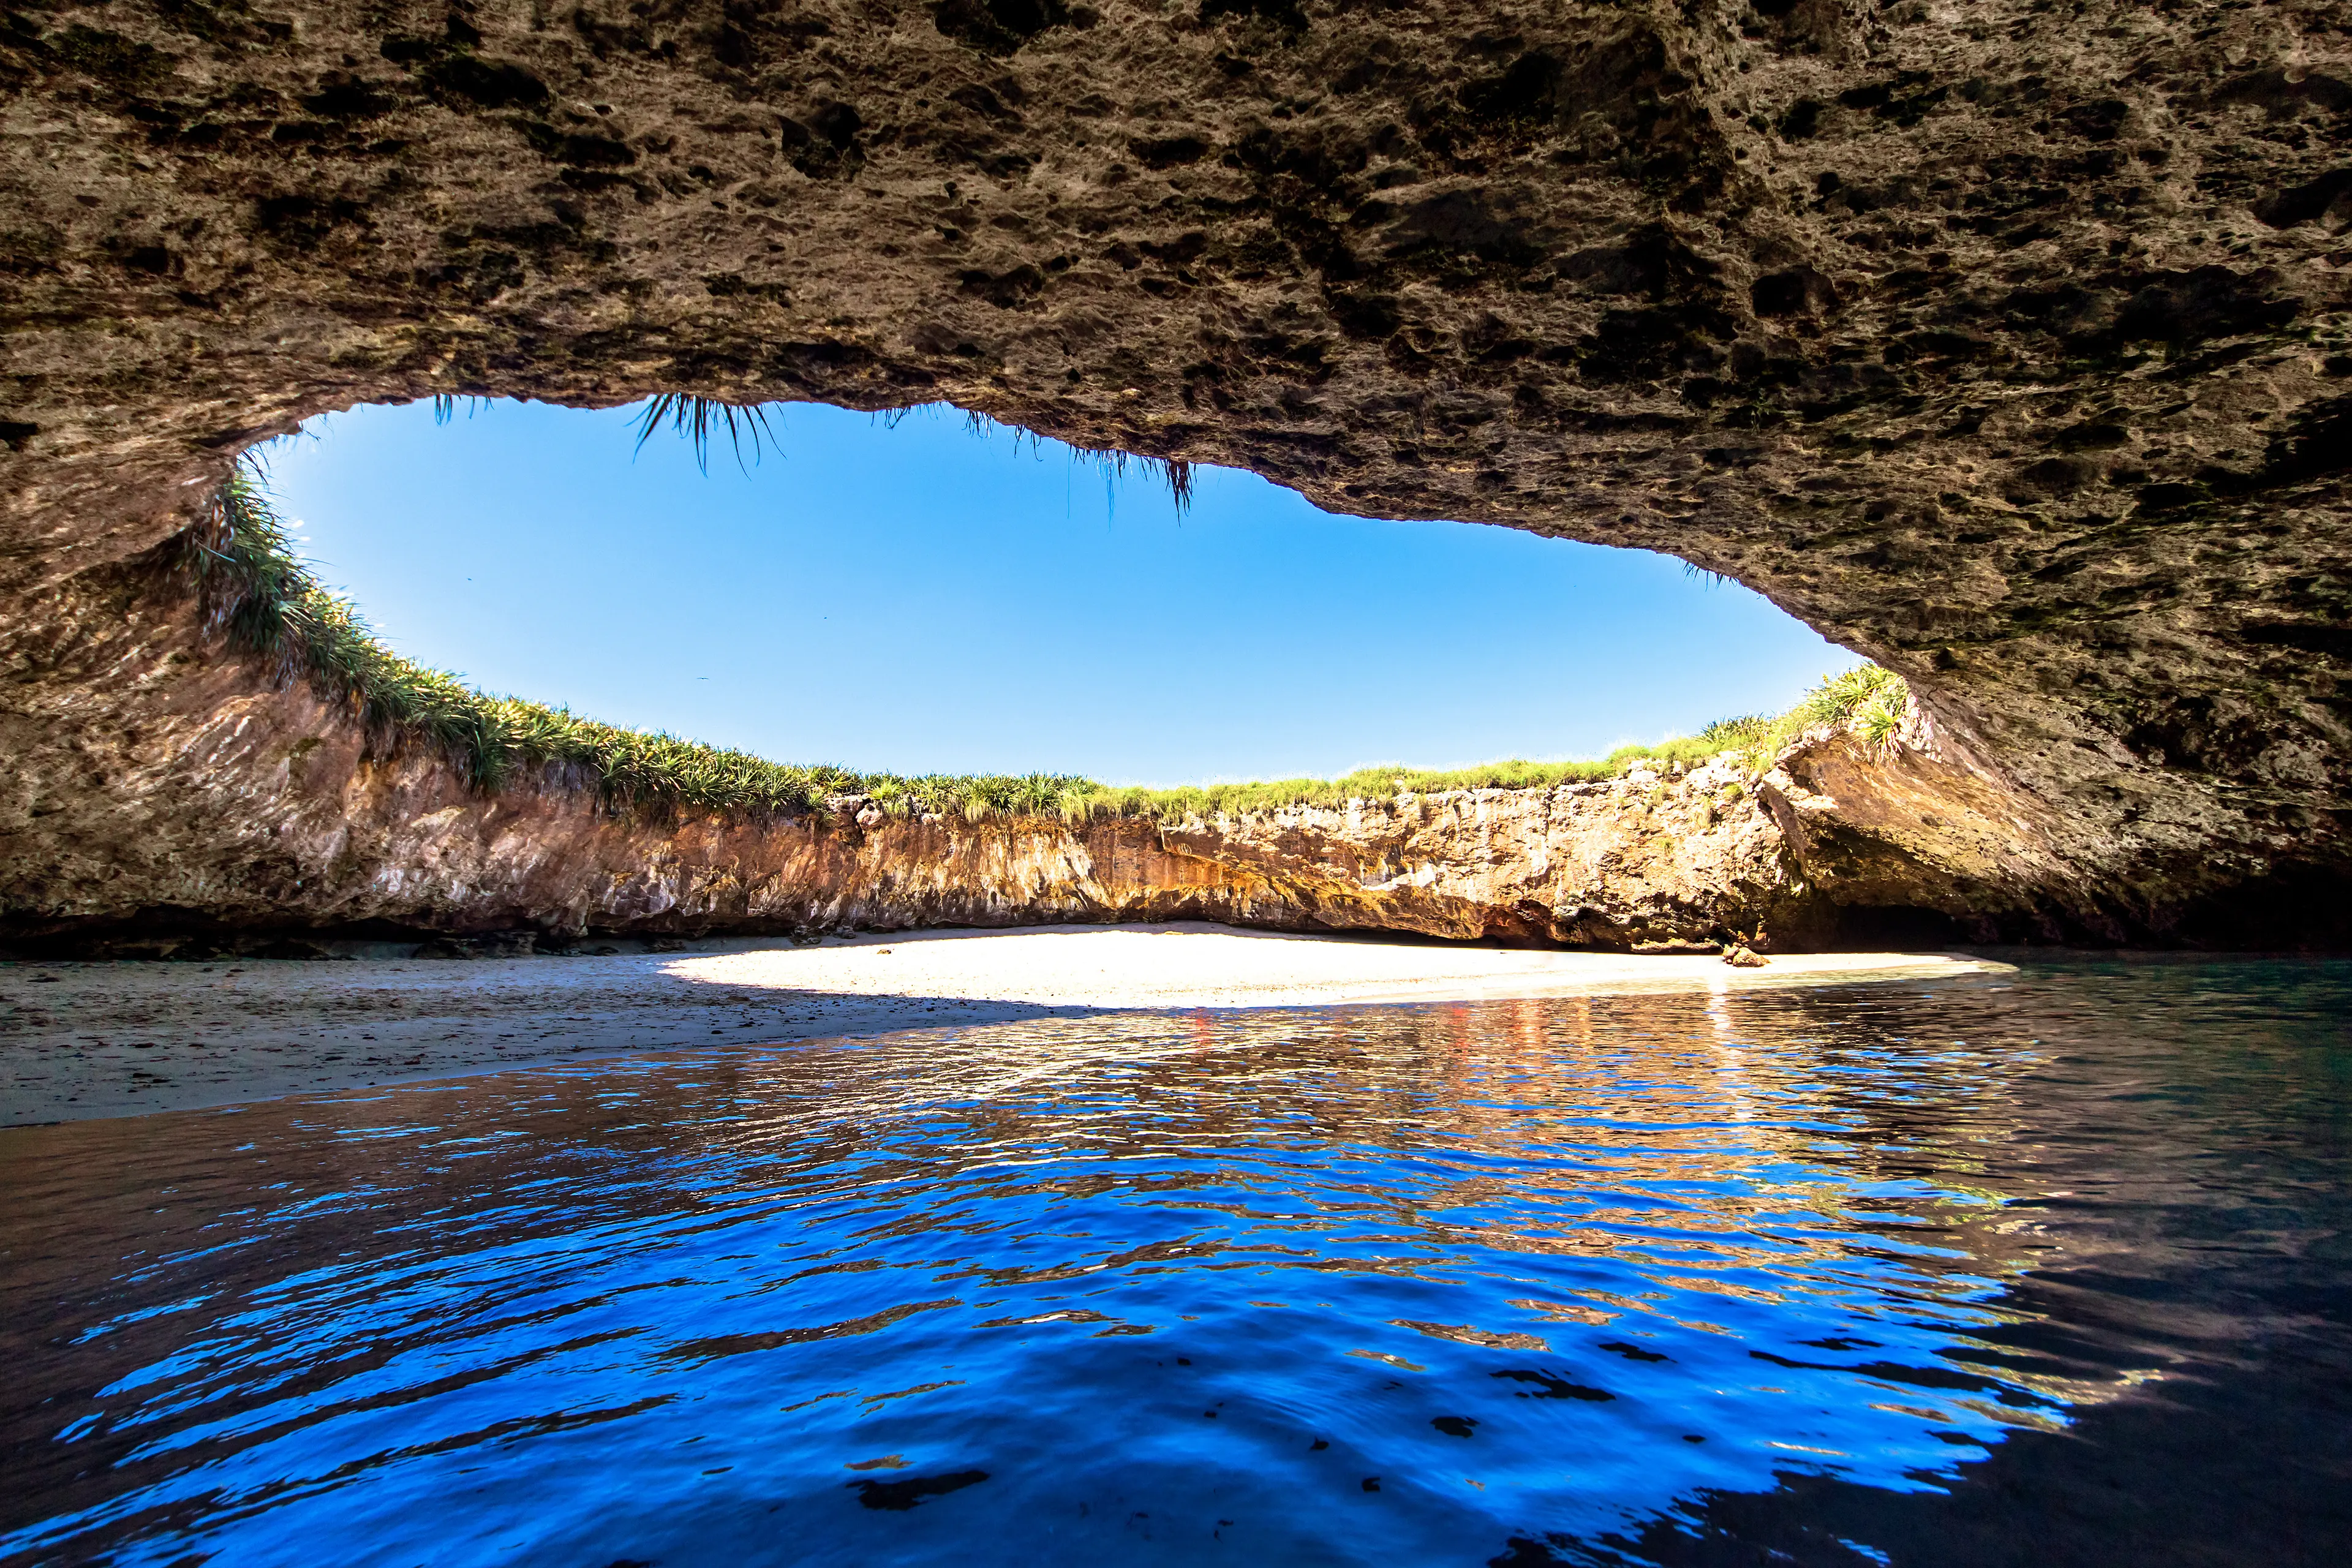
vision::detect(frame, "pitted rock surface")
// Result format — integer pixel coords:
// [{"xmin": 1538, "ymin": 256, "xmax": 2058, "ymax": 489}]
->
[{"xmin": 1, "ymin": 0, "xmax": 2348, "ymax": 938}]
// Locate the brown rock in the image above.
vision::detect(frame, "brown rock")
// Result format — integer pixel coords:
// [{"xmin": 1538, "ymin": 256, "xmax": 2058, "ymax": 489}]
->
[
  {"xmin": 0, "ymin": 544, "xmax": 2075, "ymax": 951},
  {"xmin": 0, "ymin": 0, "xmax": 2345, "ymax": 944}
]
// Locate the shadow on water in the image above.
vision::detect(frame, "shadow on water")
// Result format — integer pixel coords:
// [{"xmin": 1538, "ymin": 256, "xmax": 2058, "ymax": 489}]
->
[
  {"xmin": 1500, "ymin": 965, "xmax": 2352, "ymax": 1567},
  {"xmin": 0, "ymin": 959, "xmax": 2346, "ymax": 1565},
  {"xmin": 0, "ymin": 944, "xmax": 1132, "ymax": 1123},
  {"xmin": 1531, "ymin": 1284, "xmax": 2352, "ymax": 1568}
]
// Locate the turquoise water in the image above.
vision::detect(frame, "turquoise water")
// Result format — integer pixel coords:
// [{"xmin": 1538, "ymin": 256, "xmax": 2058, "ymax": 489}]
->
[{"xmin": 3, "ymin": 960, "xmax": 2348, "ymax": 1566}]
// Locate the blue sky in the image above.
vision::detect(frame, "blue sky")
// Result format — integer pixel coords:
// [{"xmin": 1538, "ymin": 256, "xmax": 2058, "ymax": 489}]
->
[{"xmin": 260, "ymin": 399, "xmax": 1858, "ymax": 786}]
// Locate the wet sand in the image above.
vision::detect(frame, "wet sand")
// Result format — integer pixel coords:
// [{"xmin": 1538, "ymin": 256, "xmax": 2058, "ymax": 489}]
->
[{"xmin": 0, "ymin": 922, "xmax": 2008, "ymax": 1124}]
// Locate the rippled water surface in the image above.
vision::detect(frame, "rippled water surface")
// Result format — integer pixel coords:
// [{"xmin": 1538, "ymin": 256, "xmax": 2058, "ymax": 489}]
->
[{"xmin": 4, "ymin": 959, "xmax": 2350, "ymax": 1566}]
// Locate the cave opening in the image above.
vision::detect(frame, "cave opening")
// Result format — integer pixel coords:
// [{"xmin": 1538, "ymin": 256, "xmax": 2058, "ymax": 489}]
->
[{"xmin": 255, "ymin": 394, "xmax": 1864, "ymax": 791}]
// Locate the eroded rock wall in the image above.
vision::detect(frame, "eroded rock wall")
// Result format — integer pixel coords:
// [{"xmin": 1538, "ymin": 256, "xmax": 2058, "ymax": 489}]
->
[
  {"xmin": 1, "ymin": 0, "xmax": 2348, "ymax": 933},
  {"xmin": 0, "ymin": 548, "xmax": 2084, "ymax": 951}
]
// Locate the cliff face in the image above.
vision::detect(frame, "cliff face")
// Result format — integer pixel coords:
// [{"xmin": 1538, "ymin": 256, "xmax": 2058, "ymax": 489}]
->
[
  {"xmin": 1, "ymin": 0, "xmax": 2346, "ymax": 938},
  {"xmin": 0, "ymin": 551, "xmax": 2112, "ymax": 953}
]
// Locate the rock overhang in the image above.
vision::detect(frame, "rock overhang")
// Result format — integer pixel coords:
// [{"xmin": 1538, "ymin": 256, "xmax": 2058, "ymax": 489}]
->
[{"xmin": 0, "ymin": 0, "xmax": 2347, "ymax": 943}]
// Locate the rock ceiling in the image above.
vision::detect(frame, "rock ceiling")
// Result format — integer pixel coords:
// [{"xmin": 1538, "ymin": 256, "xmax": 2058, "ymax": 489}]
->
[{"xmin": 1, "ymin": 0, "xmax": 2346, "ymax": 937}]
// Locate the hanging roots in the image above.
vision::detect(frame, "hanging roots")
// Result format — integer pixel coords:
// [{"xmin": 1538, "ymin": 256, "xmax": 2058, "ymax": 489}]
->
[
  {"xmin": 633, "ymin": 394, "xmax": 778, "ymax": 472},
  {"xmin": 959, "ymin": 407, "xmax": 1194, "ymax": 513}
]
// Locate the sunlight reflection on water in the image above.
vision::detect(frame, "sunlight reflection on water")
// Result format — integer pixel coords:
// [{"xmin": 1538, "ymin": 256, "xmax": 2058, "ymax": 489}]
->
[{"xmin": 3, "ymin": 961, "xmax": 2348, "ymax": 1566}]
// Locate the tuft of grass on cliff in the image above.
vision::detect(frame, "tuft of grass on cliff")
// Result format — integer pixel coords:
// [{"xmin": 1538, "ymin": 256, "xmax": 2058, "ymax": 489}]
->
[
  {"xmin": 1062, "ymin": 668, "xmax": 1912, "ymax": 820},
  {"xmin": 1066, "ymin": 745, "xmax": 1714, "ymax": 821},
  {"xmin": 179, "ymin": 466, "xmax": 1908, "ymax": 824}
]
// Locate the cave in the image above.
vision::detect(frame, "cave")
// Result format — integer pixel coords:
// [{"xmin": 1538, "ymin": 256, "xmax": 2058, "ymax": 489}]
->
[
  {"xmin": 2, "ymin": 0, "xmax": 2348, "ymax": 950},
  {"xmin": 10, "ymin": 10, "xmax": 2352, "ymax": 1549}
]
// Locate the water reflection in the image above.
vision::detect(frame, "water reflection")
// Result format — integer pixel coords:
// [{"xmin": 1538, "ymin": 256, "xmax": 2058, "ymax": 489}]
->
[{"xmin": 2, "ymin": 961, "xmax": 2346, "ymax": 1566}]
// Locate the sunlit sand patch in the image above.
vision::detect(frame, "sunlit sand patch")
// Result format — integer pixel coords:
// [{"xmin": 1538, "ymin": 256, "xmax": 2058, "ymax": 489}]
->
[
  {"xmin": 669, "ymin": 922, "xmax": 2012, "ymax": 1011},
  {"xmin": 0, "ymin": 923, "xmax": 2008, "ymax": 1124}
]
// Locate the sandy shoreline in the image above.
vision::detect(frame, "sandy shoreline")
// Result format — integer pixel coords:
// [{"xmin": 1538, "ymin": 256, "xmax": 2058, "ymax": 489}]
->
[{"xmin": 0, "ymin": 922, "xmax": 2010, "ymax": 1125}]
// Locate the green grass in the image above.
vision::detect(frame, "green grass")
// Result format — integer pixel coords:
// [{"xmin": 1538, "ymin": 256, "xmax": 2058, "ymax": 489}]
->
[
  {"xmin": 1063, "ymin": 741, "xmax": 1735, "ymax": 821},
  {"xmin": 1063, "ymin": 668, "xmax": 1915, "ymax": 820},
  {"xmin": 178, "ymin": 465, "xmax": 1907, "ymax": 825},
  {"xmin": 176, "ymin": 467, "xmax": 1085, "ymax": 820}
]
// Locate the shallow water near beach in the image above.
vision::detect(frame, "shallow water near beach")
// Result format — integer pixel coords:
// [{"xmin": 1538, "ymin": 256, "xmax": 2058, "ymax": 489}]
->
[{"xmin": 3, "ymin": 959, "xmax": 2348, "ymax": 1567}]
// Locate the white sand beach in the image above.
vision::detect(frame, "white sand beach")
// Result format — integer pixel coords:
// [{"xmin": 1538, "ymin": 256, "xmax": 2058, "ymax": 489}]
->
[{"xmin": 0, "ymin": 922, "xmax": 2008, "ymax": 1124}]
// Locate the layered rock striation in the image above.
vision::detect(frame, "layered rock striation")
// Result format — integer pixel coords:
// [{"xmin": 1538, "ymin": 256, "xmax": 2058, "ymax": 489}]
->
[
  {"xmin": 1, "ymin": 0, "xmax": 2347, "ymax": 940},
  {"xmin": 0, "ymin": 540, "xmax": 2116, "ymax": 953}
]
